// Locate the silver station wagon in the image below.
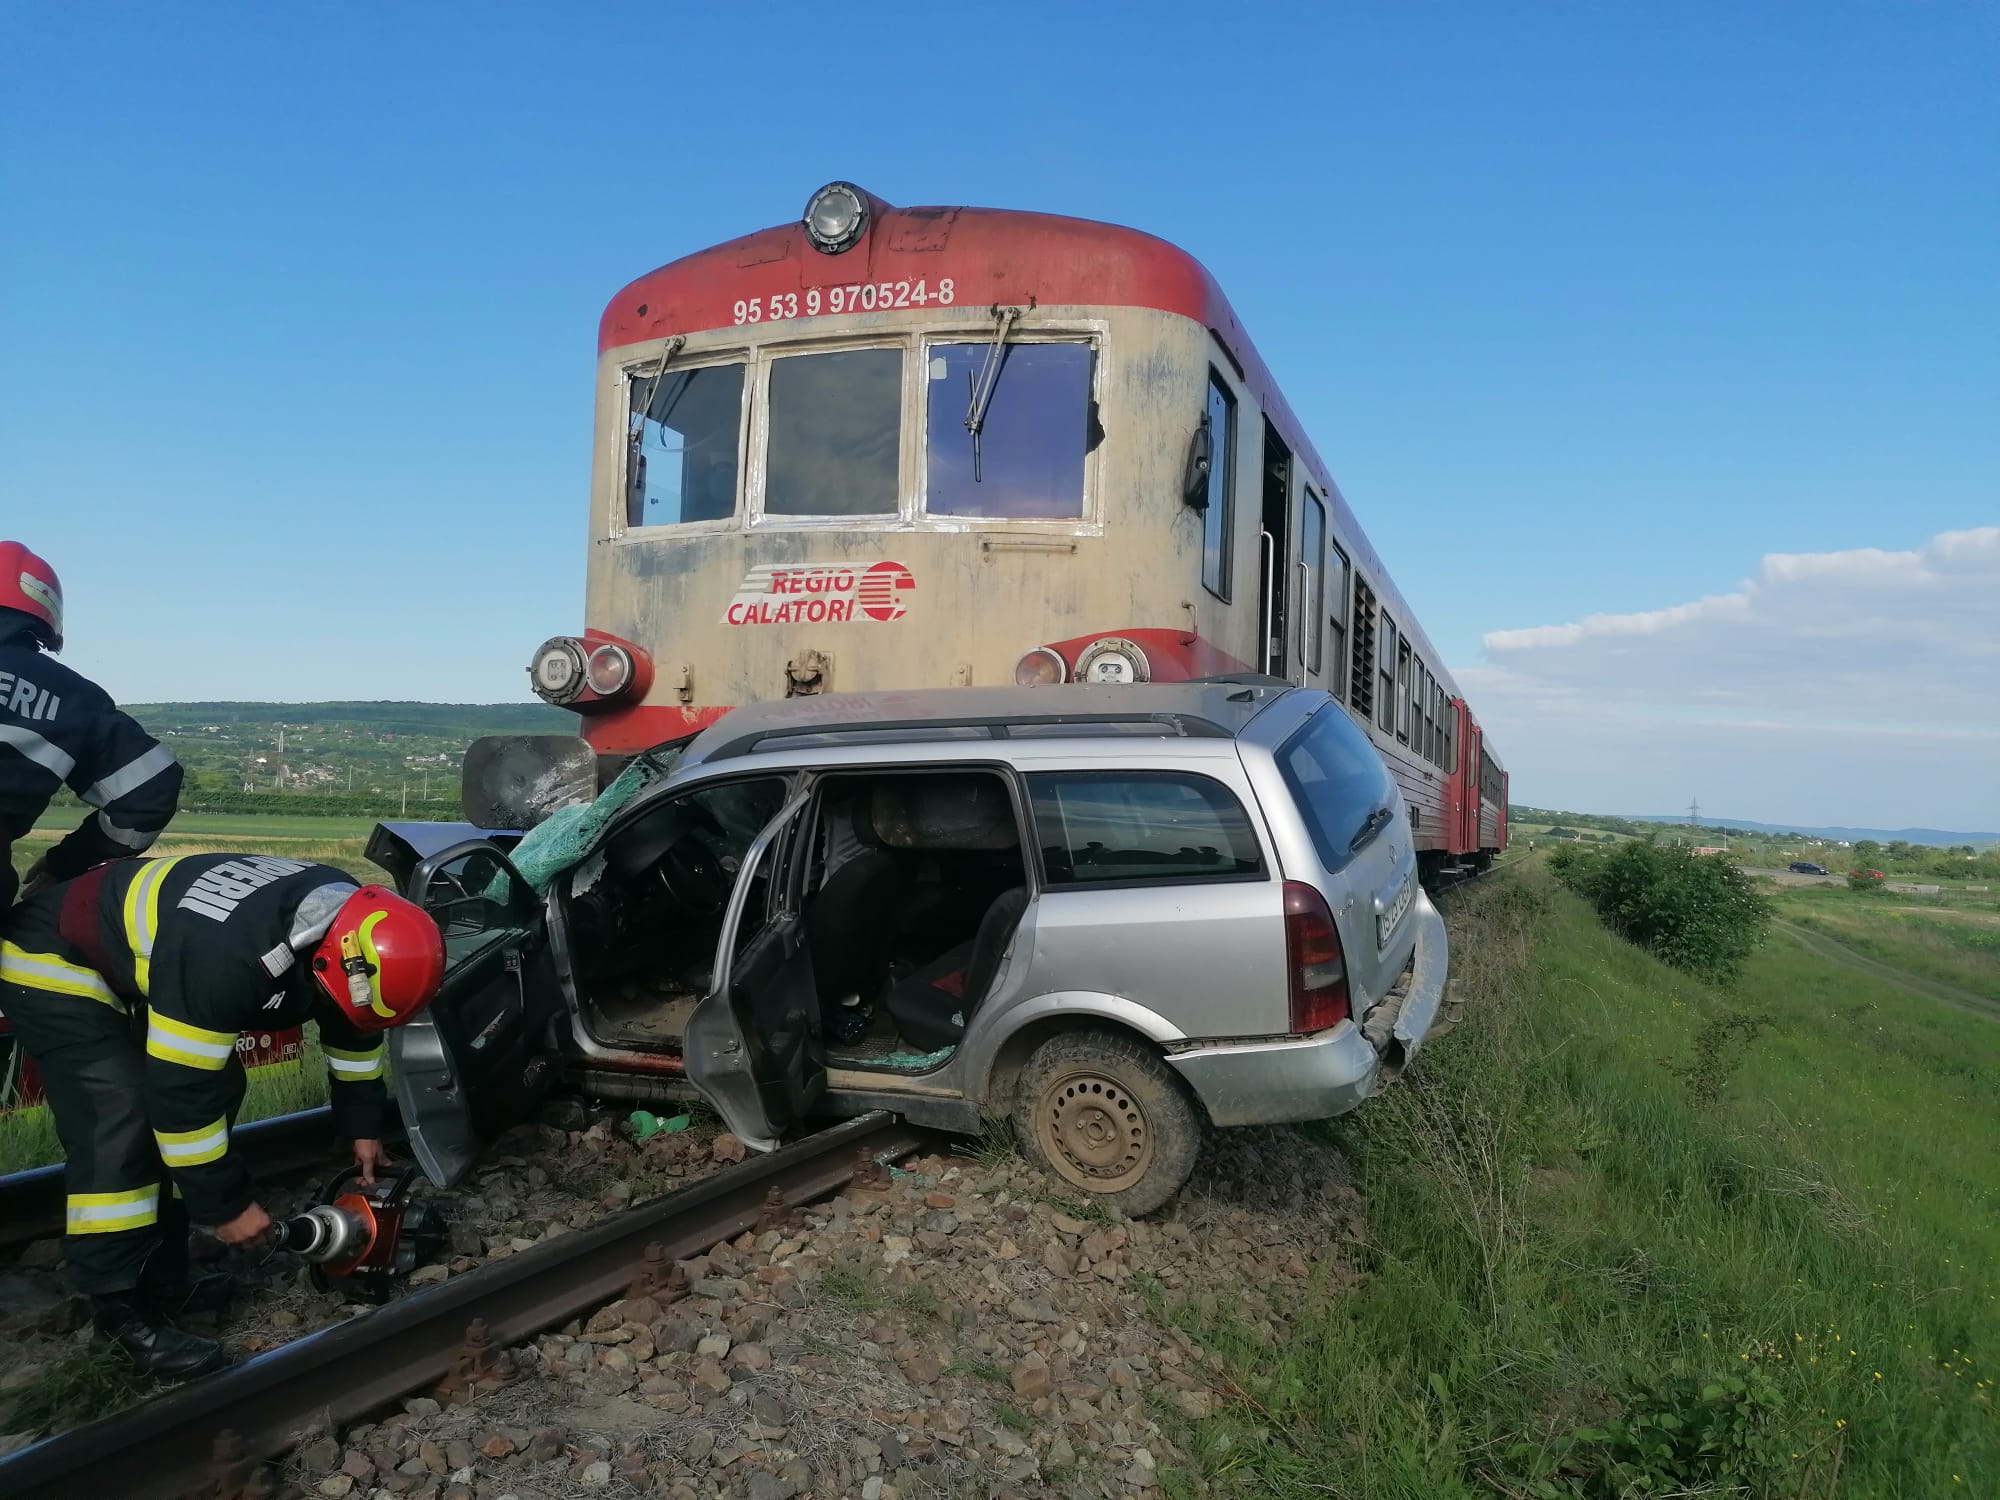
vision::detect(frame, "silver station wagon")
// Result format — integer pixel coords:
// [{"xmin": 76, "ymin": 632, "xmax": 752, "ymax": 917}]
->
[{"xmin": 372, "ymin": 683, "xmax": 1450, "ymax": 1213}]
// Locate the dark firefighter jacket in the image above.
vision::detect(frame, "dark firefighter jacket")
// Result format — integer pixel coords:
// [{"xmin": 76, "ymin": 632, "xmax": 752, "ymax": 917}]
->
[
  {"xmin": 0, "ymin": 617, "xmax": 183, "ymax": 911},
  {"xmin": 18, "ymin": 855, "xmax": 393, "ymax": 1225}
]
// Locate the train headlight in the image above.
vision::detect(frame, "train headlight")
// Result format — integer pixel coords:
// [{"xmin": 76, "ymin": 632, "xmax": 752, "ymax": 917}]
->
[
  {"xmin": 1074, "ymin": 638, "xmax": 1151, "ymax": 685},
  {"xmin": 803, "ymin": 182, "xmax": 868, "ymax": 254},
  {"xmin": 1014, "ymin": 647, "xmax": 1067, "ymax": 687},
  {"xmin": 528, "ymin": 638, "xmax": 586, "ymax": 705},
  {"xmin": 585, "ymin": 642, "xmax": 636, "ymax": 698}
]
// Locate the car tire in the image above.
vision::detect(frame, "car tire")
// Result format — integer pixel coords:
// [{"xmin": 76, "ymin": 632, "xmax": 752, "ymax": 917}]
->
[{"xmin": 1013, "ymin": 1031, "xmax": 1203, "ymax": 1217}]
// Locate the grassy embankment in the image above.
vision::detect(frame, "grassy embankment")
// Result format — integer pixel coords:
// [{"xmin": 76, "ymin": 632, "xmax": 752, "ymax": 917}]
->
[
  {"xmin": 1, "ymin": 817, "xmax": 419, "ymax": 1173},
  {"xmin": 1157, "ymin": 861, "xmax": 1996, "ymax": 1497}
]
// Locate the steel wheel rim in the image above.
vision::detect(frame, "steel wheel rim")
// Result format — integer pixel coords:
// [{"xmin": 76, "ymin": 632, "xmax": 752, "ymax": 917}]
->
[{"xmin": 1035, "ymin": 1067, "xmax": 1151, "ymax": 1193}]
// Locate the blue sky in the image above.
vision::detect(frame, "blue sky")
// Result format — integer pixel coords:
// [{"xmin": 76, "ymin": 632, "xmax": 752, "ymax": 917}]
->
[{"xmin": 2, "ymin": 4, "xmax": 1994, "ymax": 828}]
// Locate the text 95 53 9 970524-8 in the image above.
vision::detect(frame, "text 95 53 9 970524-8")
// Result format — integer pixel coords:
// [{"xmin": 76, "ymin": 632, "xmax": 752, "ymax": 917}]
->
[{"xmin": 733, "ymin": 278, "xmax": 956, "ymax": 325}]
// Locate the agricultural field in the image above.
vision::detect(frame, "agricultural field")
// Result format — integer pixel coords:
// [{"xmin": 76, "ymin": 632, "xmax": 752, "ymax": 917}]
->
[
  {"xmin": 1767, "ymin": 883, "xmax": 2000, "ymax": 1012},
  {"xmin": 12, "ymin": 807, "xmax": 469, "ymax": 894}
]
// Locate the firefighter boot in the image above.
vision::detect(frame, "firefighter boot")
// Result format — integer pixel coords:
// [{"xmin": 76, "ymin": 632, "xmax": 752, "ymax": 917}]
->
[
  {"xmin": 92, "ymin": 1291, "xmax": 229, "ymax": 1380},
  {"xmin": 150, "ymin": 1268, "xmax": 238, "ymax": 1327}
]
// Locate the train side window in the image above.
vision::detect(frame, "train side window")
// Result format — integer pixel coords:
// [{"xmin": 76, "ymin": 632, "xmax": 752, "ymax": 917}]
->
[
  {"xmin": 626, "ymin": 362, "xmax": 746, "ymax": 527},
  {"xmin": 1377, "ymin": 612, "xmax": 1398, "ymax": 734},
  {"xmin": 1396, "ymin": 638, "xmax": 1413, "ymax": 745},
  {"xmin": 925, "ymin": 340, "xmax": 1094, "ymax": 519},
  {"xmin": 1200, "ymin": 372, "xmax": 1236, "ymax": 601},
  {"xmin": 1300, "ymin": 489, "xmax": 1326, "ymax": 675},
  {"xmin": 764, "ymin": 347, "xmax": 903, "ymax": 516},
  {"xmin": 1414, "ymin": 663, "xmax": 1429, "ymax": 759},
  {"xmin": 1326, "ymin": 540, "xmax": 1350, "ymax": 701}
]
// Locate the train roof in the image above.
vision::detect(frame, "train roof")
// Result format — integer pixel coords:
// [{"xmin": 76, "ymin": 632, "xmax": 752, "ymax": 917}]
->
[{"xmin": 602, "ymin": 186, "xmax": 1485, "ymax": 741}]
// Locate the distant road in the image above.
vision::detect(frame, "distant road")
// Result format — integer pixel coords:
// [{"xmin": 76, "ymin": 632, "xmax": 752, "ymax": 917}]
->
[{"xmin": 1743, "ymin": 866, "xmax": 1841, "ymax": 887}]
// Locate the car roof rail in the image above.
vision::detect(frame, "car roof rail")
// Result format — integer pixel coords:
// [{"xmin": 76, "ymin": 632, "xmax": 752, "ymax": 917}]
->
[{"xmin": 714, "ymin": 710, "xmax": 1240, "ymax": 760}]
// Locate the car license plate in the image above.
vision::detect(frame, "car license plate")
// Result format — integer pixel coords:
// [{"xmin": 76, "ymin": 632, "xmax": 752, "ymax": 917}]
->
[{"xmin": 1377, "ymin": 873, "xmax": 1413, "ymax": 948}]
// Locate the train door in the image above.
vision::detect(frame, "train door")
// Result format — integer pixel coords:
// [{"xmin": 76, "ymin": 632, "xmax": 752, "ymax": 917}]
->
[
  {"xmin": 1458, "ymin": 712, "xmax": 1483, "ymax": 854},
  {"xmin": 1259, "ymin": 421, "xmax": 1294, "ymax": 679}
]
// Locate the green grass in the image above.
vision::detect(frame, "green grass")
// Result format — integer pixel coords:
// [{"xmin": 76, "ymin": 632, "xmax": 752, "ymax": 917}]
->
[
  {"xmin": 1156, "ymin": 863, "xmax": 1998, "ymax": 1498},
  {"xmin": 0, "ymin": 1034, "xmax": 333, "ymax": 1176}
]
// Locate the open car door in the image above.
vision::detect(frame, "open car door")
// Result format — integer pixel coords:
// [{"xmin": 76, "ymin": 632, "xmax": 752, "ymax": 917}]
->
[
  {"xmin": 389, "ymin": 840, "xmax": 564, "ymax": 1187},
  {"xmin": 682, "ymin": 786, "xmax": 823, "ymax": 1152}
]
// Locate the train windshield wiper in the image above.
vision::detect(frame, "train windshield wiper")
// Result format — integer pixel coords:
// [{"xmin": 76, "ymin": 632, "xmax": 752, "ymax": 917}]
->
[
  {"xmin": 1347, "ymin": 804, "xmax": 1394, "ymax": 855},
  {"xmin": 962, "ymin": 304, "xmax": 1023, "ymax": 482},
  {"xmin": 636, "ymin": 335, "xmax": 687, "ymax": 430}
]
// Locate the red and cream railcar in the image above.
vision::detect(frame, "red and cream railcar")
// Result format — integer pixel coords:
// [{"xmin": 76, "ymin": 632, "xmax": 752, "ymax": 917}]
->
[{"xmin": 516, "ymin": 182, "xmax": 1505, "ymax": 873}]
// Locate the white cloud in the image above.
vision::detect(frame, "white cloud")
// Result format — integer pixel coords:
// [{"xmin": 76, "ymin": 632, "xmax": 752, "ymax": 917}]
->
[{"xmin": 1460, "ymin": 527, "xmax": 2000, "ymax": 830}]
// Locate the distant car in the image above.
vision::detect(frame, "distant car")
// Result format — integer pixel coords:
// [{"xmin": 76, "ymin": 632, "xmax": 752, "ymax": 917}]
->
[
  {"xmin": 1788, "ymin": 861, "xmax": 1830, "ymax": 875},
  {"xmin": 1849, "ymin": 869, "xmax": 1886, "ymax": 880}
]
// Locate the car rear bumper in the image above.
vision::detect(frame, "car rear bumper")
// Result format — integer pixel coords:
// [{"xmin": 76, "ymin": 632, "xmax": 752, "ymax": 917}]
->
[
  {"xmin": 1166, "ymin": 1021, "xmax": 1382, "ymax": 1125},
  {"xmin": 1164, "ymin": 887, "xmax": 1452, "ymax": 1127}
]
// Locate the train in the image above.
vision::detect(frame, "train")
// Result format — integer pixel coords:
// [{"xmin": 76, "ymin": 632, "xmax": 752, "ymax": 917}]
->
[{"xmin": 494, "ymin": 180, "xmax": 1507, "ymax": 880}]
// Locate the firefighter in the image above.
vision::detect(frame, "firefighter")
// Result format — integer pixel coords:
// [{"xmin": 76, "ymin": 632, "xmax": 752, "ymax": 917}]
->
[
  {"xmin": 1, "ymin": 540, "xmax": 184, "ymax": 912},
  {"xmin": 0, "ymin": 856, "xmax": 445, "ymax": 1378}
]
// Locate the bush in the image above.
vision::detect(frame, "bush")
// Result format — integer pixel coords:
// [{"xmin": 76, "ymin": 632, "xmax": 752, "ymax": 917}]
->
[
  {"xmin": 1551, "ymin": 839, "xmax": 1771, "ymax": 982},
  {"xmin": 1847, "ymin": 870, "xmax": 1881, "ymax": 892}
]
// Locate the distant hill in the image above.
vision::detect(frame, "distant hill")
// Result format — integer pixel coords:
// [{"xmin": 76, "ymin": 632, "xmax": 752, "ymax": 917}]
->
[
  {"xmin": 1624, "ymin": 814, "xmax": 1998, "ymax": 848},
  {"xmin": 67, "ymin": 700, "xmax": 583, "ymax": 819},
  {"xmin": 129, "ymin": 701, "xmax": 572, "ymax": 737}
]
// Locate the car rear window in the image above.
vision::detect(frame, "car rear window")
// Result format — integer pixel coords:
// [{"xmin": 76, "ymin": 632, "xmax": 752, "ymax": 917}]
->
[
  {"xmin": 1279, "ymin": 705, "xmax": 1397, "ymax": 872},
  {"xmin": 1027, "ymin": 772, "xmax": 1264, "ymax": 886}
]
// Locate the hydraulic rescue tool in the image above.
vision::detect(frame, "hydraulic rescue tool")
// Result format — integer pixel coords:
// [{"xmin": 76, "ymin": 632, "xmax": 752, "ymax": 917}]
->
[{"xmin": 271, "ymin": 1163, "xmax": 443, "ymax": 1302}]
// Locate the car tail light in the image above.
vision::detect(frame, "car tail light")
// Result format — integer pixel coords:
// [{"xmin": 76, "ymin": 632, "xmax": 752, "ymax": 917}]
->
[
  {"xmin": 1284, "ymin": 880, "xmax": 1349, "ymax": 1033},
  {"xmin": 1014, "ymin": 647, "xmax": 1066, "ymax": 687}
]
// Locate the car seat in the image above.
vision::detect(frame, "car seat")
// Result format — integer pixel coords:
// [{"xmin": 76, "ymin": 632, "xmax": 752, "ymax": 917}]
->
[
  {"xmin": 882, "ymin": 886, "xmax": 1028, "ymax": 1052},
  {"xmin": 805, "ymin": 798, "xmax": 913, "ymax": 1011}
]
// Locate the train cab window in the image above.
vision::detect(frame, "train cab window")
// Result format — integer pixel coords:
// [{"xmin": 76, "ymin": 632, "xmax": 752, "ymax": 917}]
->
[
  {"xmin": 1200, "ymin": 373, "xmax": 1236, "ymax": 601},
  {"xmin": 626, "ymin": 362, "xmax": 746, "ymax": 527},
  {"xmin": 1377, "ymin": 612, "xmax": 1398, "ymax": 735},
  {"xmin": 1327, "ymin": 541, "xmax": 1351, "ymax": 701},
  {"xmin": 924, "ymin": 341, "xmax": 1094, "ymax": 519},
  {"xmin": 1300, "ymin": 490, "xmax": 1326, "ymax": 675},
  {"xmin": 764, "ymin": 347, "xmax": 903, "ymax": 516}
]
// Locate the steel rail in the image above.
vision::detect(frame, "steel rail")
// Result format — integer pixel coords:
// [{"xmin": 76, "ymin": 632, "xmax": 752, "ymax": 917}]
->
[
  {"xmin": 0, "ymin": 1111, "xmax": 931, "ymax": 1500},
  {"xmin": 0, "ymin": 1105, "xmax": 350, "ymax": 1251}
]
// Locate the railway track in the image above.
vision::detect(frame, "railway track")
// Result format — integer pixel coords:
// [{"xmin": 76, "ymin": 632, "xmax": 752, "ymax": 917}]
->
[{"xmin": 0, "ymin": 1111, "xmax": 931, "ymax": 1500}]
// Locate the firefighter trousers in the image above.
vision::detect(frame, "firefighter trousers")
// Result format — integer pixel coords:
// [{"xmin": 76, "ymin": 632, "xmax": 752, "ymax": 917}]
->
[{"xmin": 0, "ymin": 932, "xmax": 232, "ymax": 1295}]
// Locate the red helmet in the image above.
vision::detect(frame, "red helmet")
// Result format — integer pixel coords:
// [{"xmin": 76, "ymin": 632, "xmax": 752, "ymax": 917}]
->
[
  {"xmin": 0, "ymin": 541, "xmax": 63, "ymax": 652},
  {"xmin": 310, "ymin": 886, "xmax": 446, "ymax": 1031}
]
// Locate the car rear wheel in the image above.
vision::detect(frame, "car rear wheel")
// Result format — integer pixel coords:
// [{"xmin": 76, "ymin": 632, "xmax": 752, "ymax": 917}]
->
[{"xmin": 1014, "ymin": 1032, "xmax": 1203, "ymax": 1216}]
